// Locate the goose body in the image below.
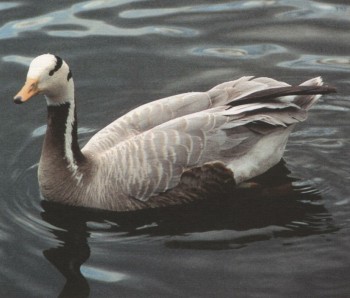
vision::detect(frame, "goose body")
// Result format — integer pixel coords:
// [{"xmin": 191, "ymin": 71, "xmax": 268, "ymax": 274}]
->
[{"xmin": 14, "ymin": 54, "xmax": 336, "ymax": 211}]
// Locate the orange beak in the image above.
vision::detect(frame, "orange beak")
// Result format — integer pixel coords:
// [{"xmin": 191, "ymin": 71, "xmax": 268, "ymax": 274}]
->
[{"xmin": 14, "ymin": 78, "xmax": 40, "ymax": 104}]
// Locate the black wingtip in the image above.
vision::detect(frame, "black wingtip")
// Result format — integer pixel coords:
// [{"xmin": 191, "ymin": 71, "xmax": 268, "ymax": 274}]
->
[
  {"xmin": 228, "ymin": 84, "xmax": 337, "ymax": 107},
  {"xmin": 322, "ymin": 85, "xmax": 337, "ymax": 94}
]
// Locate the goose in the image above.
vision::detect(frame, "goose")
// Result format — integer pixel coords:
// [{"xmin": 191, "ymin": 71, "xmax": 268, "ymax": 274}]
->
[{"xmin": 13, "ymin": 54, "xmax": 336, "ymax": 212}]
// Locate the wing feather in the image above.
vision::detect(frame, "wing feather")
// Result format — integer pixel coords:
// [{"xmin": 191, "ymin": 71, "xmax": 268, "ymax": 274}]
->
[
  {"xmin": 84, "ymin": 76, "xmax": 335, "ymax": 201},
  {"xmin": 83, "ymin": 76, "xmax": 300, "ymax": 153}
]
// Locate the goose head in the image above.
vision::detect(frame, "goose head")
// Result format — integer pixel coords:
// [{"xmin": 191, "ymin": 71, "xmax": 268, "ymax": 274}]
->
[{"xmin": 14, "ymin": 54, "xmax": 74, "ymax": 106}]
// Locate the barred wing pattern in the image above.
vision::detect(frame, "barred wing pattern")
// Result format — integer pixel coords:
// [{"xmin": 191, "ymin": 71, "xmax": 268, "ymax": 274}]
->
[{"xmin": 83, "ymin": 76, "xmax": 329, "ymax": 201}]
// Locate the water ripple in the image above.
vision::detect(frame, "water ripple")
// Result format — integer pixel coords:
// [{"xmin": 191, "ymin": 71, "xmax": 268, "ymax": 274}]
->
[
  {"xmin": 0, "ymin": 2, "xmax": 20, "ymax": 11},
  {"xmin": 279, "ymin": 55, "xmax": 350, "ymax": 72},
  {"xmin": 120, "ymin": 0, "xmax": 278, "ymax": 19},
  {"xmin": 120, "ymin": 0, "xmax": 350, "ymax": 22},
  {"xmin": 4, "ymin": 125, "xmax": 98, "ymax": 244},
  {"xmin": 80, "ymin": 265, "xmax": 128, "ymax": 283},
  {"xmin": 2, "ymin": 55, "xmax": 33, "ymax": 66},
  {"xmin": 192, "ymin": 44, "xmax": 286, "ymax": 60},
  {"xmin": 0, "ymin": 0, "xmax": 198, "ymax": 39},
  {"xmin": 277, "ymin": 0, "xmax": 350, "ymax": 21},
  {"xmin": 291, "ymin": 127, "xmax": 339, "ymax": 138},
  {"xmin": 9, "ymin": 163, "xmax": 54, "ymax": 239}
]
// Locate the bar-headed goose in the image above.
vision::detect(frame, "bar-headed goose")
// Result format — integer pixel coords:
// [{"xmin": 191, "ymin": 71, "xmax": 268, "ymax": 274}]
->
[{"xmin": 13, "ymin": 54, "xmax": 335, "ymax": 211}]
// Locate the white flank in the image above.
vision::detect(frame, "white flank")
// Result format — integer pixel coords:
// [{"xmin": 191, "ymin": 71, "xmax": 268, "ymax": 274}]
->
[{"xmin": 65, "ymin": 100, "xmax": 83, "ymax": 184}]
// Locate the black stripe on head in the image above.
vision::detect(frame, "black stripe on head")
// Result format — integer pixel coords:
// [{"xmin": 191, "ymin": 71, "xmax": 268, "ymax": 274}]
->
[
  {"xmin": 49, "ymin": 55, "xmax": 63, "ymax": 76},
  {"xmin": 67, "ymin": 69, "xmax": 73, "ymax": 81}
]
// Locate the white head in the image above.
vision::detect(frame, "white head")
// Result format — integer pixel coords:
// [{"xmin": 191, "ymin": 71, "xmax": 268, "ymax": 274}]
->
[{"xmin": 14, "ymin": 54, "xmax": 74, "ymax": 105}]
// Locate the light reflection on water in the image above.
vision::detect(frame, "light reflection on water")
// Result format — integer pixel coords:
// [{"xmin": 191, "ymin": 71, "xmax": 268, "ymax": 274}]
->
[
  {"xmin": 120, "ymin": 0, "xmax": 278, "ymax": 19},
  {"xmin": 0, "ymin": 2, "xmax": 20, "ymax": 11},
  {"xmin": 277, "ymin": 0, "xmax": 350, "ymax": 20},
  {"xmin": 2, "ymin": 55, "xmax": 33, "ymax": 66},
  {"xmin": 279, "ymin": 55, "xmax": 350, "ymax": 72},
  {"xmin": 192, "ymin": 44, "xmax": 286, "ymax": 59},
  {"xmin": 0, "ymin": 0, "xmax": 198, "ymax": 39},
  {"xmin": 1, "ymin": 0, "xmax": 350, "ymax": 297},
  {"xmin": 81, "ymin": 265, "xmax": 128, "ymax": 283}
]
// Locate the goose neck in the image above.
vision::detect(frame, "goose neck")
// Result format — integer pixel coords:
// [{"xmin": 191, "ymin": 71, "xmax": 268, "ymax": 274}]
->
[{"xmin": 44, "ymin": 100, "xmax": 85, "ymax": 182}]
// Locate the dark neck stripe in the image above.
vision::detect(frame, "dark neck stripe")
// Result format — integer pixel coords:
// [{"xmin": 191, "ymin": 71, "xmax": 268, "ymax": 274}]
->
[
  {"xmin": 47, "ymin": 103, "xmax": 70, "ymax": 136},
  {"xmin": 49, "ymin": 56, "xmax": 63, "ymax": 76},
  {"xmin": 47, "ymin": 102, "xmax": 85, "ymax": 164},
  {"xmin": 67, "ymin": 69, "xmax": 73, "ymax": 81}
]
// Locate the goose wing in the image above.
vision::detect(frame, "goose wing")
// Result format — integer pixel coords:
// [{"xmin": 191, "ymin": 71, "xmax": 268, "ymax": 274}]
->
[
  {"xmin": 92, "ymin": 77, "xmax": 335, "ymax": 201},
  {"xmin": 96, "ymin": 107, "xmax": 245, "ymax": 201},
  {"xmin": 83, "ymin": 76, "xmax": 291, "ymax": 153}
]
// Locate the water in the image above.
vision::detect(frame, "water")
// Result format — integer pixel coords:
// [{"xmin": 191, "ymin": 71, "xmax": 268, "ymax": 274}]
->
[{"xmin": 1, "ymin": 1, "xmax": 350, "ymax": 297}]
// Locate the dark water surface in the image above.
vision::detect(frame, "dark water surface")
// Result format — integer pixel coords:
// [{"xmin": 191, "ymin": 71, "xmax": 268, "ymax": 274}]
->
[{"xmin": 1, "ymin": 1, "xmax": 350, "ymax": 297}]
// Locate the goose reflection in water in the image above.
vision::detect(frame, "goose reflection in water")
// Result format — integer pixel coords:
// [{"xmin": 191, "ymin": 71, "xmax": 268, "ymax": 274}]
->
[{"xmin": 40, "ymin": 161, "xmax": 336, "ymax": 298}]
